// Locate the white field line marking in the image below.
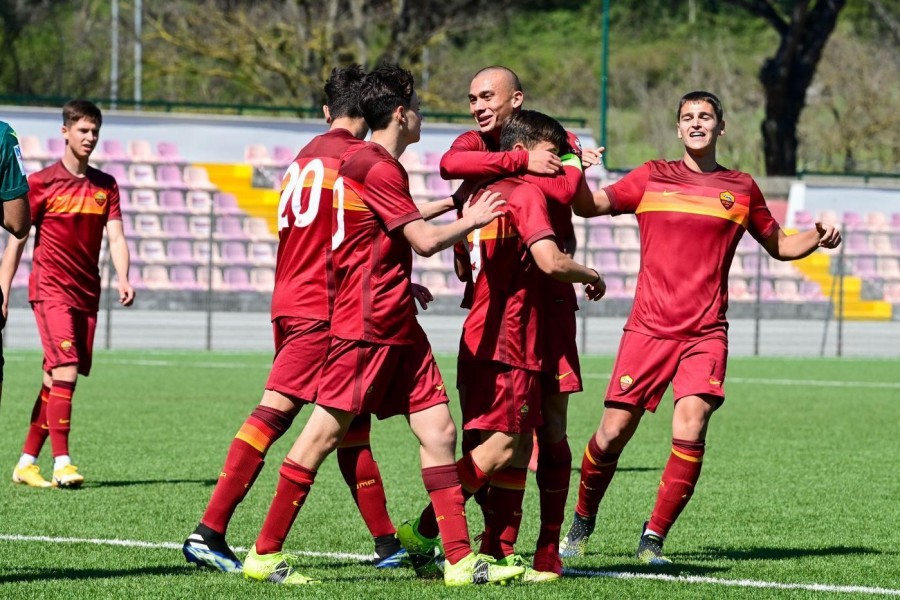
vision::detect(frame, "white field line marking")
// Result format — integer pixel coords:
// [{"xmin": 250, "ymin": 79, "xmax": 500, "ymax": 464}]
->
[
  {"xmin": 6, "ymin": 355, "xmax": 899, "ymax": 389},
  {"xmin": 1, "ymin": 534, "xmax": 898, "ymax": 596}
]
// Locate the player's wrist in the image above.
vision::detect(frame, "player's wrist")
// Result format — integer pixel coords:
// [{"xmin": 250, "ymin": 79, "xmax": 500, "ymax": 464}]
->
[{"xmin": 585, "ymin": 268, "xmax": 601, "ymax": 285}]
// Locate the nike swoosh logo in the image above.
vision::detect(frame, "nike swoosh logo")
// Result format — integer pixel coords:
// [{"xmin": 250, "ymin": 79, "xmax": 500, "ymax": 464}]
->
[
  {"xmin": 661, "ymin": 190, "xmax": 681, "ymax": 197},
  {"xmin": 58, "ymin": 419, "xmax": 70, "ymax": 424},
  {"xmin": 555, "ymin": 371, "xmax": 573, "ymax": 380},
  {"xmin": 436, "ymin": 384, "xmax": 445, "ymax": 391}
]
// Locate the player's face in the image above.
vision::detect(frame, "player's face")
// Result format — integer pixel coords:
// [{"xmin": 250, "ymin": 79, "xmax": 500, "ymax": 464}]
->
[
  {"xmin": 676, "ymin": 100, "xmax": 724, "ymax": 153},
  {"xmin": 468, "ymin": 72, "xmax": 523, "ymax": 134},
  {"xmin": 403, "ymin": 91, "xmax": 423, "ymax": 143},
  {"xmin": 62, "ymin": 117, "xmax": 99, "ymax": 161}
]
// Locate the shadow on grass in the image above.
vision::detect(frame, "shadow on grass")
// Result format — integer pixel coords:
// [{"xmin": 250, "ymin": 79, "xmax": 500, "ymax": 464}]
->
[
  {"xmin": 83, "ymin": 478, "xmax": 217, "ymax": 489},
  {"xmin": 682, "ymin": 545, "xmax": 882, "ymax": 561},
  {"xmin": 564, "ymin": 562, "xmax": 729, "ymax": 578},
  {"xmin": 0, "ymin": 565, "xmax": 189, "ymax": 584},
  {"xmin": 571, "ymin": 466, "xmax": 658, "ymax": 473}
]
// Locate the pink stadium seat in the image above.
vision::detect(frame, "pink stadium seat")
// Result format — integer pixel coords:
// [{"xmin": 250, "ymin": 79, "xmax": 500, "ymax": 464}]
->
[
  {"xmin": 213, "ymin": 192, "xmax": 242, "ymax": 215},
  {"xmin": 248, "ymin": 242, "xmax": 276, "ymax": 267},
  {"xmin": 157, "ymin": 165, "xmax": 188, "ymax": 190},
  {"xmin": 603, "ymin": 274, "xmax": 627, "ymax": 299},
  {"xmin": 743, "ymin": 253, "xmax": 770, "ymax": 274},
  {"xmin": 399, "ymin": 150, "xmax": 424, "ymax": 173},
  {"xmin": 730, "ymin": 255, "xmax": 745, "ymax": 276},
  {"xmin": 128, "ymin": 140, "xmax": 159, "ymax": 163},
  {"xmin": 593, "ymin": 250, "xmax": 620, "ymax": 275},
  {"xmin": 408, "ymin": 172, "xmax": 429, "ymax": 200},
  {"xmin": 244, "ymin": 144, "xmax": 272, "ymax": 166},
  {"xmin": 800, "ymin": 280, "xmax": 825, "ymax": 301},
  {"xmin": 877, "ymin": 257, "xmax": 900, "ymax": 280},
  {"xmin": 46, "ymin": 137, "xmax": 65, "ymax": 159},
  {"xmin": 420, "ymin": 271, "xmax": 449, "ymax": 296},
  {"xmin": 128, "ymin": 164, "xmax": 158, "ymax": 188},
  {"xmin": 159, "ymin": 190, "xmax": 189, "ymax": 214},
  {"xmin": 118, "ymin": 190, "xmax": 135, "ymax": 214},
  {"xmin": 100, "ymin": 139, "xmax": 127, "ymax": 162},
  {"xmin": 891, "ymin": 213, "xmax": 900, "ymax": 230},
  {"xmin": 792, "ymin": 210, "xmax": 814, "ymax": 229},
  {"xmin": 133, "ymin": 214, "xmax": 163, "ymax": 237},
  {"xmin": 138, "ymin": 239, "xmax": 167, "ymax": 263},
  {"xmin": 166, "ymin": 240, "xmax": 195, "ymax": 264},
  {"xmin": 18, "ymin": 135, "xmax": 47, "ymax": 160},
  {"xmin": 774, "ymin": 280, "xmax": 802, "ymax": 302},
  {"xmin": 220, "ymin": 241, "xmax": 250, "ymax": 265},
  {"xmin": 817, "ymin": 209, "xmax": 839, "ymax": 224},
  {"xmin": 768, "ymin": 258, "xmax": 799, "ymax": 277},
  {"xmin": 587, "ymin": 223, "xmax": 614, "ymax": 249},
  {"xmin": 214, "ymin": 216, "xmax": 247, "ymax": 240},
  {"xmin": 186, "ymin": 191, "xmax": 213, "ymax": 214},
  {"xmin": 183, "ymin": 166, "xmax": 217, "ymax": 191},
  {"xmin": 162, "ymin": 215, "xmax": 190, "ymax": 238},
  {"xmin": 865, "ymin": 211, "xmax": 889, "ymax": 231},
  {"xmin": 842, "ymin": 211, "xmax": 863, "ymax": 229},
  {"xmin": 423, "ymin": 152, "xmax": 442, "ymax": 169},
  {"xmin": 142, "ymin": 265, "xmax": 171, "ymax": 290},
  {"xmin": 131, "ymin": 189, "xmax": 160, "ymax": 212},
  {"xmin": 426, "ymin": 174, "xmax": 452, "ymax": 197},
  {"xmin": 223, "ymin": 266, "xmax": 253, "ymax": 291},
  {"xmin": 869, "ymin": 234, "xmax": 892, "ymax": 255},
  {"xmin": 619, "ymin": 250, "xmax": 641, "ymax": 274},
  {"xmin": 446, "ymin": 273, "xmax": 466, "ymax": 295},
  {"xmin": 852, "ymin": 256, "xmax": 877, "ymax": 278},
  {"xmin": 623, "ymin": 275, "xmax": 638, "ymax": 297},
  {"xmin": 244, "ymin": 217, "xmax": 274, "ymax": 241},
  {"xmin": 883, "ymin": 282, "xmax": 900, "ymax": 302},
  {"xmin": 729, "ymin": 278, "xmax": 754, "ymax": 301},
  {"xmin": 189, "ymin": 216, "xmax": 211, "ymax": 238},
  {"xmin": 120, "ymin": 214, "xmax": 134, "ymax": 235},
  {"xmin": 103, "ymin": 163, "xmax": 129, "ymax": 185},
  {"xmin": 415, "ymin": 252, "xmax": 444, "ymax": 271},
  {"xmin": 23, "ymin": 160, "xmax": 43, "ymax": 175},
  {"xmin": 196, "ymin": 265, "xmax": 224, "ymax": 290},
  {"xmin": 844, "ymin": 232, "xmax": 869, "ymax": 255},
  {"xmin": 157, "ymin": 141, "xmax": 182, "ymax": 162},
  {"xmin": 759, "ymin": 279, "xmax": 776, "ymax": 301},
  {"xmin": 192, "ymin": 241, "xmax": 217, "ymax": 264},
  {"xmin": 613, "ymin": 225, "xmax": 640, "ymax": 249},
  {"xmin": 272, "ymin": 146, "xmax": 296, "ymax": 166},
  {"xmin": 169, "ymin": 265, "xmax": 204, "ymax": 290},
  {"xmin": 251, "ymin": 267, "xmax": 276, "ymax": 292}
]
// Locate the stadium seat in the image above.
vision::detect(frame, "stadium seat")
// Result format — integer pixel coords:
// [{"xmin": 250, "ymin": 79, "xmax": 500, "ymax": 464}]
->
[
  {"xmin": 891, "ymin": 213, "xmax": 900, "ymax": 230},
  {"xmin": 817, "ymin": 209, "xmax": 839, "ymax": 224},
  {"xmin": 133, "ymin": 214, "xmax": 163, "ymax": 237},
  {"xmin": 603, "ymin": 274, "xmax": 627, "ymax": 299},
  {"xmin": 587, "ymin": 222, "xmax": 614, "ymax": 249},
  {"xmin": 408, "ymin": 172, "xmax": 429, "ymax": 201},
  {"xmin": 272, "ymin": 145, "xmax": 296, "ymax": 166},
  {"xmin": 183, "ymin": 165, "xmax": 217, "ymax": 190},
  {"xmin": 842, "ymin": 211, "xmax": 863, "ymax": 229},
  {"xmin": 426, "ymin": 173, "xmax": 452, "ymax": 197},
  {"xmin": 792, "ymin": 210, "xmax": 814, "ymax": 229},
  {"xmin": 118, "ymin": 189, "xmax": 135, "ymax": 214},
  {"xmin": 613, "ymin": 225, "xmax": 640, "ymax": 249},
  {"xmin": 870, "ymin": 233, "xmax": 892, "ymax": 255},
  {"xmin": 593, "ymin": 250, "xmax": 620, "ymax": 275},
  {"xmin": 865, "ymin": 211, "xmax": 889, "ymax": 231},
  {"xmin": 186, "ymin": 191, "xmax": 213, "ymax": 214},
  {"xmin": 11, "ymin": 263, "xmax": 30, "ymax": 288},
  {"xmin": 244, "ymin": 143, "xmax": 272, "ymax": 166},
  {"xmin": 128, "ymin": 139, "xmax": 159, "ymax": 163},
  {"xmin": 22, "ymin": 159, "xmax": 43, "ymax": 175},
  {"xmin": 167, "ymin": 239, "xmax": 195, "ymax": 264},
  {"xmin": 129, "ymin": 164, "xmax": 159, "ymax": 188},
  {"xmin": 192, "ymin": 241, "xmax": 218, "ymax": 264},
  {"xmin": 213, "ymin": 192, "xmax": 242, "ymax": 215},
  {"xmin": 248, "ymin": 242, "xmax": 276, "ymax": 267},
  {"xmin": 159, "ymin": 190, "xmax": 189, "ymax": 214},
  {"xmin": 419, "ymin": 271, "xmax": 449, "ymax": 296},
  {"xmin": 852, "ymin": 256, "xmax": 877, "ymax": 278},
  {"xmin": 223, "ymin": 266, "xmax": 254, "ymax": 291},
  {"xmin": 142, "ymin": 265, "xmax": 172, "ymax": 290},
  {"xmin": 800, "ymin": 280, "xmax": 826, "ymax": 301},
  {"xmin": 119, "ymin": 214, "xmax": 134, "ymax": 235},
  {"xmin": 99, "ymin": 139, "xmax": 127, "ymax": 162},
  {"xmin": 877, "ymin": 257, "xmax": 900, "ymax": 280},
  {"xmin": 250, "ymin": 267, "xmax": 276, "ymax": 292},
  {"xmin": 759, "ymin": 279, "xmax": 776, "ymax": 301},
  {"xmin": 157, "ymin": 141, "xmax": 183, "ymax": 163},
  {"xmin": 883, "ymin": 282, "xmax": 900, "ymax": 302},
  {"xmin": 157, "ymin": 164, "xmax": 188, "ymax": 189},
  {"xmin": 729, "ymin": 278, "xmax": 754, "ymax": 301},
  {"xmin": 131, "ymin": 189, "xmax": 160, "ymax": 212},
  {"xmin": 768, "ymin": 257, "xmax": 800, "ymax": 277},
  {"xmin": 169, "ymin": 265, "xmax": 204, "ymax": 290},
  {"xmin": 189, "ymin": 216, "xmax": 212, "ymax": 239},
  {"xmin": 162, "ymin": 215, "xmax": 191, "ymax": 239},
  {"xmin": 214, "ymin": 216, "xmax": 247, "ymax": 240},
  {"xmin": 743, "ymin": 252, "xmax": 770, "ymax": 274},
  {"xmin": 46, "ymin": 137, "xmax": 65, "ymax": 159},
  {"xmin": 619, "ymin": 250, "xmax": 641, "ymax": 274},
  {"xmin": 843, "ymin": 232, "xmax": 868, "ymax": 255},
  {"xmin": 244, "ymin": 217, "xmax": 275, "ymax": 241},
  {"xmin": 220, "ymin": 240, "xmax": 250, "ymax": 265},
  {"xmin": 446, "ymin": 273, "xmax": 467, "ymax": 295},
  {"xmin": 196, "ymin": 265, "xmax": 225, "ymax": 290},
  {"xmin": 623, "ymin": 275, "xmax": 638, "ymax": 297},
  {"xmin": 398, "ymin": 150, "xmax": 424, "ymax": 173},
  {"xmin": 774, "ymin": 279, "xmax": 802, "ymax": 302},
  {"xmin": 103, "ymin": 163, "xmax": 130, "ymax": 186},
  {"xmin": 138, "ymin": 239, "xmax": 167, "ymax": 263},
  {"xmin": 730, "ymin": 255, "xmax": 745, "ymax": 276},
  {"xmin": 18, "ymin": 135, "xmax": 47, "ymax": 160}
]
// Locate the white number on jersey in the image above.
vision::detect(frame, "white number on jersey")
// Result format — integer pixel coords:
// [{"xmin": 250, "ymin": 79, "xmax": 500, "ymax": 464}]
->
[
  {"xmin": 277, "ymin": 159, "xmax": 325, "ymax": 231},
  {"xmin": 468, "ymin": 228, "xmax": 482, "ymax": 282}
]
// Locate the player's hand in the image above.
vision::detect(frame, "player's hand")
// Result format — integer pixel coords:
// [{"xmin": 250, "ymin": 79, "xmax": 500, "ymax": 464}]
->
[
  {"xmin": 582, "ymin": 146, "xmax": 605, "ymax": 170},
  {"xmin": 462, "ymin": 190, "xmax": 505, "ymax": 228},
  {"xmin": 816, "ymin": 223, "xmax": 841, "ymax": 249},
  {"xmin": 451, "ymin": 180, "xmax": 480, "ymax": 211},
  {"xmin": 119, "ymin": 281, "xmax": 136, "ymax": 306},
  {"xmin": 526, "ymin": 150, "xmax": 562, "ymax": 176},
  {"xmin": 584, "ymin": 269, "xmax": 606, "ymax": 301},
  {"xmin": 411, "ymin": 282, "xmax": 433, "ymax": 311}
]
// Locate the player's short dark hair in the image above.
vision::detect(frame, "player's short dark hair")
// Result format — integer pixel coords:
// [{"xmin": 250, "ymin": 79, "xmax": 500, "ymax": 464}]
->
[
  {"xmin": 62, "ymin": 100, "xmax": 102, "ymax": 128},
  {"xmin": 677, "ymin": 91, "xmax": 723, "ymax": 123},
  {"xmin": 472, "ymin": 66, "xmax": 523, "ymax": 93},
  {"xmin": 324, "ymin": 64, "xmax": 366, "ymax": 120},
  {"xmin": 499, "ymin": 110, "xmax": 567, "ymax": 153},
  {"xmin": 359, "ymin": 64, "xmax": 415, "ymax": 131}
]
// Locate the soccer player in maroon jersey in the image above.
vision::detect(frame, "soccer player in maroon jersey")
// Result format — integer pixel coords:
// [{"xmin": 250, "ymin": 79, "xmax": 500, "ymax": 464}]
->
[
  {"xmin": 439, "ymin": 65, "xmax": 602, "ymax": 576},
  {"xmin": 560, "ymin": 91, "xmax": 842, "ymax": 564},
  {"xmin": 240, "ymin": 65, "xmax": 524, "ymax": 587},
  {"xmin": 183, "ymin": 65, "xmax": 407, "ymax": 573},
  {"xmin": 0, "ymin": 119, "xmax": 33, "ymax": 411},
  {"xmin": 400, "ymin": 110, "xmax": 605, "ymax": 583},
  {"xmin": 2, "ymin": 100, "xmax": 134, "ymax": 490}
]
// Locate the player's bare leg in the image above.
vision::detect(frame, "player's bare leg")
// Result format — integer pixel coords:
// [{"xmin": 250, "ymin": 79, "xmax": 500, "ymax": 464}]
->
[
  {"xmin": 561, "ymin": 404, "xmax": 643, "ymax": 557},
  {"xmin": 638, "ymin": 394, "xmax": 718, "ymax": 565}
]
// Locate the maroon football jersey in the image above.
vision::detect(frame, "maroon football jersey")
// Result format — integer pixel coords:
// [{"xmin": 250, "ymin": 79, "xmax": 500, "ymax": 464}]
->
[
  {"xmin": 28, "ymin": 161, "xmax": 121, "ymax": 313},
  {"xmin": 605, "ymin": 159, "xmax": 779, "ymax": 339}
]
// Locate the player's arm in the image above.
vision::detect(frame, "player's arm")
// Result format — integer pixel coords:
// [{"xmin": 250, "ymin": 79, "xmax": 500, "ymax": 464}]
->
[
  {"xmin": 106, "ymin": 219, "xmax": 135, "ymax": 306},
  {"xmin": 573, "ymin": 186, "xmax": 613, "ymax": 218},
  {"xmin": 401, "ymin": 190, "xmax": 504, "ymax": 257},
  {"xmin": 0, "ymin": 231, "xmax": 28, "ymax": 321},
  {"xmin": 440, "ymin": 132, "xmax": 560, "ymax": 180},
  {"xmin": 761, "ymin": 223, "xmax": 842, "ymax": 261},
  {"xmin": 417, "ymin": 196, "xmax": 456, "ymax": 221},
  {"xmin": 3, "ymin": 196, "xmax": 30, "ymax": 239},
  {"xmin": 529, "ymin": 237, "xmax": 605, "ymax": 300}
]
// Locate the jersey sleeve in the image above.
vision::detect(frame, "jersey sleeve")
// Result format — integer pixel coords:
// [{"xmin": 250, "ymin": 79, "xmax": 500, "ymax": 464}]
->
[
  {"xmin": 508, "ymin": 184, "xmax": 555, "ymax": 247},
  {"xmin": 521, "ymin": 162, "xmax": 583, "ymax": 206},
  {"xmin": 0, "ymin": 126, "xmax": 29, "ymax": 202},
  {"xmin": 603, "ymin": 162, "xmax": 652, "ymax": 215},
  {"xmin": 27, "ymin": 170, "xmax": 46, "ymax": 226},
  {"xmin": 107, "ymin": 179, "xmax": 122, "ymax": 222},
  {"xmin": 746, "ymin": 179, "xmax": 780, "ymax": 243},
  {"xmin": 365, "ymin": 161, "xmax": 422, "ymax": 232},
  {"xmin": 440, "ymin": 131, "xmax": 528, "ymax": 181}
]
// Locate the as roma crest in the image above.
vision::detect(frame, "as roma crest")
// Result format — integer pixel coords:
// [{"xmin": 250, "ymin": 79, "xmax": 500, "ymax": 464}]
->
[
  {"xmin": 94, "ymin": 191, "xmax": 108, "ymax": 207},
  {"xmin": 719, "ymin": 191, "xmax": 735, "ymax": 210}
]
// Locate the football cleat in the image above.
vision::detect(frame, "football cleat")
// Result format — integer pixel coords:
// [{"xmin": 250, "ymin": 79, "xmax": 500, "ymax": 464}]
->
[
  {"xmin": 183, "ymin": 524, "xmax": 242, "ymax": 573},
  {"xmin": 12, "ymin": 464, "xmax": 52, "ymax": 488},
  {"xmin": 373, "ymin": 547, "xmax": 409, "ymax": 569},
  {"xmin": 52, "ymin": 464, "xmax": 84, "ymax": 488},
  {"xmin": 559, "ymin": 513, "xmax": 595, "ymax": 557},
  {"xmin": 242, "ymin": 545, "xmax": 318, "ymax": 585},
  {"xmin": 636, "ymin": 521, "xmax": 672, "ymax": 565},
  {"xmin": 442, "ymin": 552, "xmax": 524, "ymax": 587},
  {"xmin": 495, "ymin": 554, "xmax": 560, "ymax": 583},
  {"xmin": 397, "ymin": 518, "xmax": 443, "ymax": 578}
]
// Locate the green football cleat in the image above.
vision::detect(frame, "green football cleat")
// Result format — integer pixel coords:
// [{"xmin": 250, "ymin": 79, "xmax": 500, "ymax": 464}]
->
[
  {"xmin": 559, "ymin": 513, "xmax": 595, "ymax": 558},
  {"xmin": 396, "ymin": 518, "xmax": 443, "ymax": 578},
  {"xmin": 495, "ymin": 554, "xmax": 560, "ymax": 583},
  {"xmin": 636, "ymin": 522, "xmax": 672, "ymax": 565},
  {"xmin": 242, "ymin": 546, "xmax": 319, "ymax": 585},
  {"xmin": 442, "ymin": 552, "xmax": 524, "ymax": 587}
]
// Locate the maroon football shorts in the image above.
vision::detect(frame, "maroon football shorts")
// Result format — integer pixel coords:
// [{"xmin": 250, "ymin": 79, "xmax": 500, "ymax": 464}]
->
[
  {"xmin": 457, "ymin": 359, "xmax": 542, "ymax": 435},
  {"xmin": 264, "ymin": 316, "xmax": 330, "ymax": 403},
  {"xmin": 32, "ymin": 301, "xmax": 97, "ymax": 376},
  {"xmin": 540, "ymin": 300, "xmax": 583, "ymax": 396},
  {"xmin": 604, "ymin": 330, "xmax": 728, "ymax": 412},
  {"xmin": 315, "ymin": 335, "xmax": 448, "ymax": 420}
]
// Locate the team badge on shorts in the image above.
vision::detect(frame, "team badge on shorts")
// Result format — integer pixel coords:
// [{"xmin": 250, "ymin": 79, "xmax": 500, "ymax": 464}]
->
[
  {"xmin": 94, "ymin": 191, "xmax": 108, "ymax": 206},
  {"xmin": 619, "ymin": 374, "xmax": 634, "ymax": 391},
  {"xmin": 719, "ymin": 191, "xmax": 735, "ymax": 210},
  {"xmin": 59, "ymin": 339, "xmax": 73, "ymax": 351}
]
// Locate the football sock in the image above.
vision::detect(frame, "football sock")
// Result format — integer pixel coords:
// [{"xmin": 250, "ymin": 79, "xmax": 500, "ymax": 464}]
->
[
  {"xmin": 647, "ymin": 438, "xmax": 705, "ymax": 538},
  {"xmin": 47, "ymin": 380, "xmax": 76, "ymax": 458},
  {"xmin": 336, "ymin": 415, "xmax": 395, "ymax": 538},
  {"xmin": 53, "ymin": 455, "xmax": 71, "ymax": 470},
  {"xmin": 421, "ymin": 464, "xmax": 470, "ymax": 565},
  {"xmin": 461, "ymin": 430, "xmax": 488, "ymax": 507},
  {"xmin": 482, "ymin": 467, "xmax": 527, "ymax": 559},
  {"xmin": 22, "ymin": 384, "xmax": 51, "ymax": 457},
  {"xmin": 534, "ymin": 436, "xmax": 572, "ymax": 573},
  {"xmin": 255, "ymin": 458, "xmax": 316, "ymax": 555},
  {"xmin": 17, "ymin": 454, "xmax": 37, "ymax": 469},
  {"xmin": 575, "ymin": 434, "xmax": 621, "ymax": 518},
  {"xmin": 417, "ymin": 452, "xmax": 491, "ymax": 539},
  {"xmin": 201, "ymin": 405, "xmax": 293, "ymax": 535}
]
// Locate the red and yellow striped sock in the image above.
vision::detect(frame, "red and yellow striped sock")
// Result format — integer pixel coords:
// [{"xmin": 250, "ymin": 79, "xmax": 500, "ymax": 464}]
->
[
  {"xmin": 647, "ymin": 438, "xmax": 705, "ymax": 538},
  {"xmin": 22, "ymin": 384, "xmax": 51, "ymax": 457},
  {"xmin": 574, "ymin": 434, "xmax": 620, "ymax": 518}
]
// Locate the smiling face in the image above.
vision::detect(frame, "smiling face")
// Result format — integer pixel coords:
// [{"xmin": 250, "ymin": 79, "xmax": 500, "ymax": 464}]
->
[
  {"xmin": 676, "ymin": 100, "xmax": 724, "ymax": 154},
  {"xmin": 468, "ymin": 69, "xmax": 523, "ymax": 136}
]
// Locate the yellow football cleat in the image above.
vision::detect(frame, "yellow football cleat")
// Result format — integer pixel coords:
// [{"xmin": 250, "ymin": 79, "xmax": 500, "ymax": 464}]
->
[
  {"xmin": 52, "ymin": 464, "xmax": 85, "ymax": 488},
  {"xmin": 12, "ymin": 464, "xmax": 52, "ymax": 488}
]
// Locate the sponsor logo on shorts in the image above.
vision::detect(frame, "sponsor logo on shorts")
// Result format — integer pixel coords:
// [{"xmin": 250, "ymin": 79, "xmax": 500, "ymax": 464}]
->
[
  {"xmin": 356, "ymin": 478, "xmax": 377, "ymax": 489},
  {"xmin": 709, "ymin": 377, "xmax": 722, "ymax": 386},
  {"xmin": 619, "ymin": 374, "xmax": 634, "ymax": 391},
  {"xmin": 435, "ymin": 383, "xmax": 445, "ymax": 391},
  {"xmin": 555, "ymin": 371, "xmax": 573, "ymax": 381},
  {"xmin": 59, "ymin": 339, "xmax": 73, "ymax": 351},
  {"xmin": 94, "ymin": 191, "xmax": 108, "ymax": 206},
  {"xmin": 719, "ymin": 190, "xmax": 735, "ymax": 209},
  {"xmin": 58, "ymin": 418, "xmax": 70, "ymax": 425}
]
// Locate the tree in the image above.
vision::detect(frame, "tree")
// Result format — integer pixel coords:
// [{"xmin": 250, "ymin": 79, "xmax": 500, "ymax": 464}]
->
[{"xmin": 724, "ymin": 0, "xmax": 846, "ymax": 175}]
